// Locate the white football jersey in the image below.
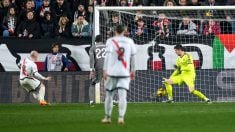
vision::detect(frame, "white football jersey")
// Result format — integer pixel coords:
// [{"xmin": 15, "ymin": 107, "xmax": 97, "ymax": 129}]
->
[
  {"xmin": 20, "ymin": 58, "xmax": 38, "ymax": 79},
  {"xmin": 105, "ymin": 36, "xmax": 136, "ymax": 77}
]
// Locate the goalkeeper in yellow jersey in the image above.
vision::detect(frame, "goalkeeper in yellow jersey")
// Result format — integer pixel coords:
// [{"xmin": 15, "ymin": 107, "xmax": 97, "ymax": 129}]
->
[{"xmin": 163, "ymin": 44, "xmax": 211, "ymax": 103}]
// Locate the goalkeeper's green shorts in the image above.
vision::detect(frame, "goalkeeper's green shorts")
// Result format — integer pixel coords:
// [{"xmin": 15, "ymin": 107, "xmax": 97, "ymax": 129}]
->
[{"xmin": 170, "ymin": 74, "xmax": 195, "ymax": 88}]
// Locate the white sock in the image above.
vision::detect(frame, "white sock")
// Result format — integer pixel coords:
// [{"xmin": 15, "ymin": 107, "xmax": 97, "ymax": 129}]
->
[
  {"xmin": 32, "ymin": 91, "xmax": 39, "ymax": 100},
  {"xmin": 118, "ymin": 89, "xmax": 127, "ymax": 119},
  {"xmin": 38, "ymin": 84, "xmax": 45, "ymax": 101},
  {"xmin": 104, "ymin": 91, "xmax": 114, "ymax": 118}
]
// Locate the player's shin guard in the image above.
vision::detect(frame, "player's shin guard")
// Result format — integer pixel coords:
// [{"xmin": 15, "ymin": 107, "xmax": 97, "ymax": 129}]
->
[
  {"xmin": 118, "ymin": 89, "xmax": 127, "ymax": 119},
  {"xmin": 165, "ymin": 83, "xmax": 173, "ymax": 100},
  {"xmin": 192, "ymin": 90, "xmax": 208, "ymax": 101},
  {"xmin": 38, "ymin": 84, "xmax": 45, "ymax": 101},
  {"xmin": 104, "ymin": 91, "xmax": 114, "ymax": 118}
]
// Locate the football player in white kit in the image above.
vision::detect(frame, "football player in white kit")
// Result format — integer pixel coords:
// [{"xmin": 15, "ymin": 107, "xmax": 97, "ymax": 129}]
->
[
  {"xmin": 19, "ymin": 51, "xmax": 51, "ymax": 106},
  {"xmin": 101, "ymin": 25, "xmax": 137, "ymax": 124}
]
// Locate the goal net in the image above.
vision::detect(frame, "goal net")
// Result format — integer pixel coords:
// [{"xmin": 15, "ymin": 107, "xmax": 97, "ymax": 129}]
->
[{"xmin": 94, "ymin": 6, "xmax": 235, "ymax": 102}]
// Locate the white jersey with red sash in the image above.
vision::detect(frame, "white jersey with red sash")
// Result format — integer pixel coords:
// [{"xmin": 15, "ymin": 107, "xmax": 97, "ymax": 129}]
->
[
  {"xmin": 20, "ymin": 58, "xmax": 38, "ymax": 79},
  {"xmin": 105, "ymin": 36, "xmax": 136, "ymax": 77},
  {"xmin": 19, "ymin": 58, "xmax": 41, "ymax": 92}
]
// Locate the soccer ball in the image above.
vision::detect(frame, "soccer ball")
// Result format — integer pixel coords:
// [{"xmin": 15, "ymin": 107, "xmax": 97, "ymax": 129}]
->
[{"xmin": 157, "ymin": 88, "xmax": 167, "ymax": 97}]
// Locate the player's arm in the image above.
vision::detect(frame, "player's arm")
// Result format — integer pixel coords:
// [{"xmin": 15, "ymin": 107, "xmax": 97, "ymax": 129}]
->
[
  {"xmin": 89, "ymin": 46, "xmax": 95, "ymax": 79},
  {"xmin": 170, "ymin": 59, "xmax": 180, "ymax": 77},
  {"xmin": 89, "ymin": 46, "xmax": 95, "ymax": 71},
  {"xmin": 32, "ymin": 64, "xmax": 51, "ymax": 80},
  {"xmin": 103, "ymin": 50, "xmax": 111, "ymax": 80},
  {"xmin": 62, "ymin": 55, "xmax": 70, "ymax": 71},
  {"xmin": 130, "ymin": 39, "xmax": 137, "ymax": 80}
]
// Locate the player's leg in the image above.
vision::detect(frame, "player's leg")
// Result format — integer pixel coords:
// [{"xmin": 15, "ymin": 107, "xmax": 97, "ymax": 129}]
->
[
  {"xmin": 163, "ymin": 76, "xmax": 182, "ymax": 102},
  {"xmin": 31, "ymin": 89, "xmax": 39, "ymax": 100},
  {"xmin": 102, "ymin": 77, "xmax": 116, "ymax": 124},
  {"xmin": 102, "ymin": 90, "xmax": 114, "ymax": 123},
  {"xmin": 89, "ymin": 77, "xmax": 96, "ymax": 105},
  {"xmin": 38, "ymin": 83, "xmax": 45, "ymax": 101},
  {"xmin": 116, "ymin": 78, "xmax": 130, "ymax": 124},
  {"xmin": 184, "ymin": 76, "xmax": 211, "ymax": 103},
  {"xmin": 117, "ymin": 88, "xmax": 127, "ymax": 125}
]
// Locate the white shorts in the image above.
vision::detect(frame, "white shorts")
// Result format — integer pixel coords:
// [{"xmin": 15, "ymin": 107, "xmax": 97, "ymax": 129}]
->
[
  {"xmin": 105, "ymin": 77, "xmax": 130, "ymax": 91},
  {"xmin": 19, "ymin": 78, "xmax": 41, "ymax": 92}
]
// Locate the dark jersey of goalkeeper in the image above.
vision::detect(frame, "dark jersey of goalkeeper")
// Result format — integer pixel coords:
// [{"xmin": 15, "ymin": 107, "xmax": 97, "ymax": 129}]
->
[{"xmin": 89, "ymin": 40, "xmax": 106, "ymax": 70}]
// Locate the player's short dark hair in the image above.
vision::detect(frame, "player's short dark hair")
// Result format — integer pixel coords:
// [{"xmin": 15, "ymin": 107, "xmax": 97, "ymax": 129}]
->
[
  {"xmin": 115, "ymin": 24, "xmax": 126, "ymax": 34},
  {"xmin": 52, "ymin": 43, "xmax": 60, "ymax": 48},
  {"xmin": 174, "ymin": 44, "xmax": 185, "ymax": 51},
  {"xmin": 95, "ymin": 35, "xmax": 103, "ymax": 42}
]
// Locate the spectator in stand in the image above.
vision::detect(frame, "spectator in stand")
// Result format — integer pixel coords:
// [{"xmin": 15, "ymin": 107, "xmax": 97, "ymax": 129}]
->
[
  {"xmin": 203, "ymin": 0, "xmax": 218, "ymax": 6},
  {"xmin": 225, "ymin": 1, "xmax": 235, "ymax": 34},
  {"xmin": 163, "ymin": 0, "xmax": 177, "ymax": 6},
  {"xmin": 73, "ymin": 4, "xmax": 87, "ymax": 22},
  {"xmin": 0, "ymin": 0, "xmax": 11, "ymax": 19},
  {"xmin": 41, "ymin": 12, "xmax": 56, "ymax": 38},
  {"xmin": 134, "ymin": 4, "xmax": 144, "ymax": 22},
  {"xmin": 177, "ymin": 16, "xmax": 197, "ymax": 35},
  {"xmin": 203, "ymin": 19, "xmax": 221, "ymax": 36},
  {"xmin": 31, "ymin": 0, "xmax": 36, "ymax": 10},
  {"xmin": 99, "ymin": 1, "xmax": 109, "ymax": 24},
  {"xmin": 37, "ymin": 0, "xmax": 54, "ymax": 22},
  {"xmin": 55, "ymin": 15, "xmax": 70, "ymax": 38},
  {"xmin": 131, "ymin": 18, "xmax": 148, "ymax": 43},
  {"xmin": 52, "ymin": 0, "xmax": 72, "ymax": 24},
  {"xmin": 141, "ymin": 0, "xmax": 165, "ymax": 6},
  {"xmin": 45, "ymin": 43, "xmax": 70, "ymax": 71},
  {"xmin": 119, "ymin": 0, "xmax": 128, "ymax": 6},
  {"xmin": 202, "ymin": 0, "xmax": 225, "ymax": 19},
  {"xmin": 87, "ymin": 5, "xmax": 93, "ymax": 24},
  {"xmin": 87, "ymin": 5, "xmax": 93, "ymax": 34},
  {"xmin": 0, "ymin": 0, "xmax": 11, "ymax": 34},
  {"xmin": 152, "ymin": 13, "xmax": 172, "ymax": 38},
  {"xmin": 188, "ymin": 0, "xmax": 201, "ymax": 6},
  {"xmin": 18, "ymin": 0, "xmax": 34, "ymax": 22},
  {"xmin": 178, "ymin": 0, "xmax": 188, "ymax": 6},
  {"xmin": 34, "ymin": 0, "xmax": 43, "ymax": 10},
  {"xmin": 68, "ymin": 0, "xmax": 89, "ymax": 13},
  {"xmin": 106, "ymin": 13, "xmax": 120, "ymax": 38},
  {"xmin": 71, "ymin": 15, "xmax": 90, "ymax": 38},
  {"xmin": 163, "ymin": 0, "xmax": 179, "ymax": 27},
  {"xmin": 2, "ymin": 6, "xmax": 17, "ymax": 37},
  {"xmin": 17, "ymin": 11, "xmax": 41, "ymax": 38}
]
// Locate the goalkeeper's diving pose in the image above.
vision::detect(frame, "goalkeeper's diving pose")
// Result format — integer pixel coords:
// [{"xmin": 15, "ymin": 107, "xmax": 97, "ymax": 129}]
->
[{"xmin": 163, "ymin": 44, "xmax": 211, "ymax": 103}]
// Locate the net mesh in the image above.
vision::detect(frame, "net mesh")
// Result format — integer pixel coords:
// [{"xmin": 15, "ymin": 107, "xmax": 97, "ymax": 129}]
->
[{"xmin": 98, "ymin": 7, "xmax": 235, "ymax": 102}]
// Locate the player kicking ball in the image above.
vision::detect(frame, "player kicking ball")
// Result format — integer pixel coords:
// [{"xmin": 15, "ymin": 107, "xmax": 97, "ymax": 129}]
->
[
  {"xmin": 19, "ymin": 51, "xmax": 51, "ymax": 106},
  {"xmin": 101, "ymin": 24, "xmax": 136, "ymax": 125},
  {"xmin": 163, "ymin": 44, "xmax": 211, "ymax": 104}
]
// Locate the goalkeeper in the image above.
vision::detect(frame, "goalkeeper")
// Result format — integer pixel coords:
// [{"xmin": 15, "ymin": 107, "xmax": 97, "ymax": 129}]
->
[{"xmin": 163, "ymin": 44, "xmax": 211, "ymax": 103}]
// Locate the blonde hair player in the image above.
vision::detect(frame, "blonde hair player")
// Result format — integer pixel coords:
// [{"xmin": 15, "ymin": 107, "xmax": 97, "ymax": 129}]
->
[
  {"xmin": 19, "ymin": 50, "xmax": 51, "ymax": 106},
  {"xmin": 163, "ymin": 44, "xmax": 211, "ymax": 103},
  {"xmin": 102, "ymin": 24, "xmax": 137, "ymax": 125}
]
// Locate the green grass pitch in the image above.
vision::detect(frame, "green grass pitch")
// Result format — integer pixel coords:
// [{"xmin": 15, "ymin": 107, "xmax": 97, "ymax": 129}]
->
[{"xmin": 0, "ymin": 103, "xmax": 235, "ymax": 132}]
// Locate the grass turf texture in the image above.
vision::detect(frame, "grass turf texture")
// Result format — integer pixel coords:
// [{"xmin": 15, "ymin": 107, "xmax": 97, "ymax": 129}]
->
[{"xmin": 0, "ymin": 103, "xmax": 235, "ymax": 132}]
